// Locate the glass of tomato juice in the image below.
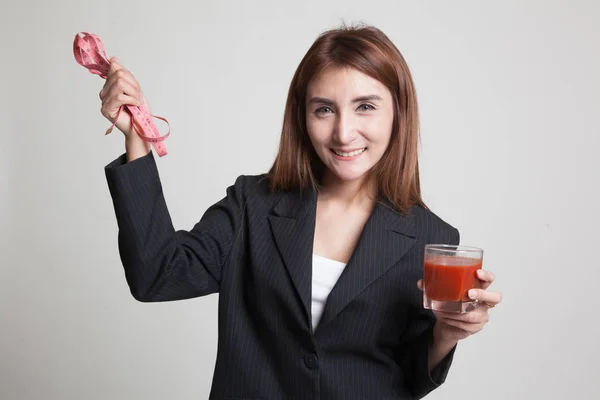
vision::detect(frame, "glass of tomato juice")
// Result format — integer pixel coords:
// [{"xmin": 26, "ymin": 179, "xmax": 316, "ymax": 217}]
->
[{"xmin": 423, "ymin": 244, "xmax": 484, "ymax": 313}]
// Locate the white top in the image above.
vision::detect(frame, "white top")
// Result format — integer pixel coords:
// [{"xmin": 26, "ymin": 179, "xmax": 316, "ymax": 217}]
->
[{"xmin": 311, "ymin": 253, "xmax": 347, "ymax": 331}]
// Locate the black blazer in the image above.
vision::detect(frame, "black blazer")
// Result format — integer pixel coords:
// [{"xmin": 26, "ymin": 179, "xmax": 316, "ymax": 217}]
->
[{"xmin": 104, "ymin": 151, "xmax": 461, "ymax": 400}]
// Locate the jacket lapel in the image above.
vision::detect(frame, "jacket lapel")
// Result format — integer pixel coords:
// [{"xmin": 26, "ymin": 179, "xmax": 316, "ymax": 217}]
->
[
  {"xmin": 315, "ymin": 201, "xmax": 417, "ymax": 332},
  {"xmin": 267, "ymin": 189, "xmax": 317, "ymax": 329}
]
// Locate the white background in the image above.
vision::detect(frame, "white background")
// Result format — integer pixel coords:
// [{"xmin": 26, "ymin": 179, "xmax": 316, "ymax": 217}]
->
[{"xmin": 1, "ymin": 0, "xmax": 599, "ymax": 399}]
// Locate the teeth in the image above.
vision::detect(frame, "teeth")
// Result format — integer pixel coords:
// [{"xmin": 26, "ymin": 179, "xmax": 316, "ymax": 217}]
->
[{"xmin": 333, "ymin": 148, "xmax": 366, "ymax": 157}]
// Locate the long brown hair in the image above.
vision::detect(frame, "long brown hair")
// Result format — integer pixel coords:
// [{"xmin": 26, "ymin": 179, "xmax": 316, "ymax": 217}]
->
[{"xmin": 267, "ymin": 23, "xmax": 426, "ymax": 213}]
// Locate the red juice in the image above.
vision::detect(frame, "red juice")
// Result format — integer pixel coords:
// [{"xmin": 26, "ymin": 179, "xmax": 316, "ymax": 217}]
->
[{"xmin": 424, "ymin": 256, "xmax": 482, "ymax": 302}]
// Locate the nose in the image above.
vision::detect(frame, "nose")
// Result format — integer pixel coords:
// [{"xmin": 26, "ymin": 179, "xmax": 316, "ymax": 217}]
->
[{"xmin": 333, "ymin": 112, "xmax": 357, "ymax": 145}]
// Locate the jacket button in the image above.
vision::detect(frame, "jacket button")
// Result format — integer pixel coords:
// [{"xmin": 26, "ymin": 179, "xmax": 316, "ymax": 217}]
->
[{"xmin": 304, "ymin": 354, "xmax": 318, "ymax": 370}]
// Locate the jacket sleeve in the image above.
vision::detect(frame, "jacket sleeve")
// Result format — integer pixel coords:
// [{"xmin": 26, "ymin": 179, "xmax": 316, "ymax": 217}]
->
[
  {"xmin": 397, "ymin": 226, "xmax": 460, "ymax": 399},
  {"xmin": 104, "ymin": 151, "xmax": 245, "ymax": 302}
]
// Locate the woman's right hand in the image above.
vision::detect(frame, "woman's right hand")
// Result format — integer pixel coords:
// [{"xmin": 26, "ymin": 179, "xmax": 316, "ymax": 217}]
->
[
  {"xmin": 100, "ymin": 57, "xmax": 151, "ymax": 160},
  {"xmin": 99, "ymin": 57, "xmax": 146, "ymax": 138}
]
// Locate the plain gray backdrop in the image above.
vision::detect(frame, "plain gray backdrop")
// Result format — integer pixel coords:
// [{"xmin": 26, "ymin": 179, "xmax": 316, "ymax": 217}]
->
[{"xmin": 1, "ymin": 0, "xmax": 599, "ymax": 399}]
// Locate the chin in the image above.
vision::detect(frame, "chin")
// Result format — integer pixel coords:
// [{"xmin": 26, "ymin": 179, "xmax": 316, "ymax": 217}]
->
[{"xmin": 328, "ymin": 166, "xmax": 370, "ymax": 182}]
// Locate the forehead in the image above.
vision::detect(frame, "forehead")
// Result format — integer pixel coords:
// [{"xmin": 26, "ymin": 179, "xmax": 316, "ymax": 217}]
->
[{"xmin": 307, "ymin": 66, "xmax": 388, "ymax": 98}]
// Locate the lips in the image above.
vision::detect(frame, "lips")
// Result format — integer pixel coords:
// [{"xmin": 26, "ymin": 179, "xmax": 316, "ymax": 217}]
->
[{"xmin": 331, "ymin": 147, "xmax": 366, "ymax": 157}]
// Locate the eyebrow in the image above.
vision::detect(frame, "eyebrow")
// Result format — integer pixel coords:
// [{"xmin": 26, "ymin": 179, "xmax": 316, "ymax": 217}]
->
[{"xmin": 308, "ymin": 95, "xmax": 383, "ymax": 105}]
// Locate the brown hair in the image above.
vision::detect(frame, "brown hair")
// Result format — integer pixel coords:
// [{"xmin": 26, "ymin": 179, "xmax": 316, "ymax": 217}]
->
[{"xmin": 267, "ymin": 23, "xmax": 426, "ymax": 213}]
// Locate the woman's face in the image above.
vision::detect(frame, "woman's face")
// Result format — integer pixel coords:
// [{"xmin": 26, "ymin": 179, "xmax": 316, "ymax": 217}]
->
[{"xmin": 305, "ymin": 66, "xmax": 394, "ymax": 185}]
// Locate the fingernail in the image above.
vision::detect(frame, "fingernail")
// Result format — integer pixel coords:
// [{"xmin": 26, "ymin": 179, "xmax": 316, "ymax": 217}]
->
[{"xmin": 469, "ymin": 289, "xmax": 477, "ymax": 299}]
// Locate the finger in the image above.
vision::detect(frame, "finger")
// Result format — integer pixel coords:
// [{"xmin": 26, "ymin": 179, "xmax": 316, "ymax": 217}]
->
[
  {"xmin": 468, "ymin": 288, "xmax": 502, "ymax": 305},
  {"xmin": 112, "ymin": 68, "xmax": 139, "ymax": 89},
  {"xmin": 417, "ymin": 280, "xmax": 423, "ymax": 291},
  {"xmin": 106, "ymin": 57, "xmax": 140, "ymax": 86},
  {"xmin": 103, "ymin": 70, "xmax": 140, "ymax": 100},
  {"xmin": 101, "ymin": 93, "xmax": 141, "ymax": 120},
  {"xmin": 107, "ymin": 56, "xmax": 123, "ymax": 77},
  {"xmin": 105, "ymin": 61, "xmax": 139, "ymax": 92},
  {"xmin": 435, "ymin": 309, "xmax": 487, "ymax": 324},
  {"xmin": 101, "ymin": 78, "xmax": 142, "ymax": 106},
  {"xmin": 476, "ymin": 269, "xmax": 495, "ymax": 289},
  {"xmin": 438, "ymin": 317, "xmax": 484, "ymax": 334}
]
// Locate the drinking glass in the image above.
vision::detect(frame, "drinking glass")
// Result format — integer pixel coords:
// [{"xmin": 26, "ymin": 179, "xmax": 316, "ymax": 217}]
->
[{"xmin": 423, "ymin": 244, "xmax": 484, "ymax": 313}]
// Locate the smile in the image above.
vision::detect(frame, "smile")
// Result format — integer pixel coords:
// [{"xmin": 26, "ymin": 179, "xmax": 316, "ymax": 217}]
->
[{"xmin": 331, "ymin": 147, "xmax": 367, "ymax": 158}]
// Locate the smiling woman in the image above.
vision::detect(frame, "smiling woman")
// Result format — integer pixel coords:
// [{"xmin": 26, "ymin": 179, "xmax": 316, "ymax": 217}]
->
[
  {"xmin": 305, "ymin": 67, "xmax": 394, "ymax": 185},
  {"xmin": 268, "ymin": 25, "xmax": 422, "ymax": 214},
  {"xmin": 100, "ymin": 22, "xmax": 501, "ymax": 400}
]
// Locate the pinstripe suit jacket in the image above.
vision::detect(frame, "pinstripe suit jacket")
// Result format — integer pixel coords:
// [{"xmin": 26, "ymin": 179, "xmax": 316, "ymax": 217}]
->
[{"xmin": 105, "ymin": 151, "xmax": 460, "ymax": 400}]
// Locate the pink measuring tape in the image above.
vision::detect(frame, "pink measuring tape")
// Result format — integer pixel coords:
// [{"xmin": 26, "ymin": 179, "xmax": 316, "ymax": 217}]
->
[{"xmin": 73, "ymin": 32, "xmax": 170, "ymax": 156}]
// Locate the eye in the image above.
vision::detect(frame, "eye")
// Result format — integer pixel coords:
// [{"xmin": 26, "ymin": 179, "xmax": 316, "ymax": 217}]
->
[
  {"xmin": 315, "ymin": 106, "xmax": 334, "ymax": 115},
  {"xmin": 357, "ymin": 103, "xmax": 375, "ymax": 112}
]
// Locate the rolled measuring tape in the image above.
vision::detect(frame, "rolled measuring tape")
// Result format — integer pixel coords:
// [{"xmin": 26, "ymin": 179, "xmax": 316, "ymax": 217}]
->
[{"xmin": 73, "ymin": 32, "xmax": 170, "ymax": 157}]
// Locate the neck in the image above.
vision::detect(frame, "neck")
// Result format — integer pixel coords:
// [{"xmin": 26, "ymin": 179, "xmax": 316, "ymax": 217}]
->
[{"xmin": 318, "ymin": 170, "xmax": 377, "ymax": 208}]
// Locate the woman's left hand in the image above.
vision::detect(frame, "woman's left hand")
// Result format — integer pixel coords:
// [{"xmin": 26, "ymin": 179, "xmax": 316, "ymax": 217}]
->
[{"xmin": 418, "ymin": 269, "xmax": 502, "ymax": 343}]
